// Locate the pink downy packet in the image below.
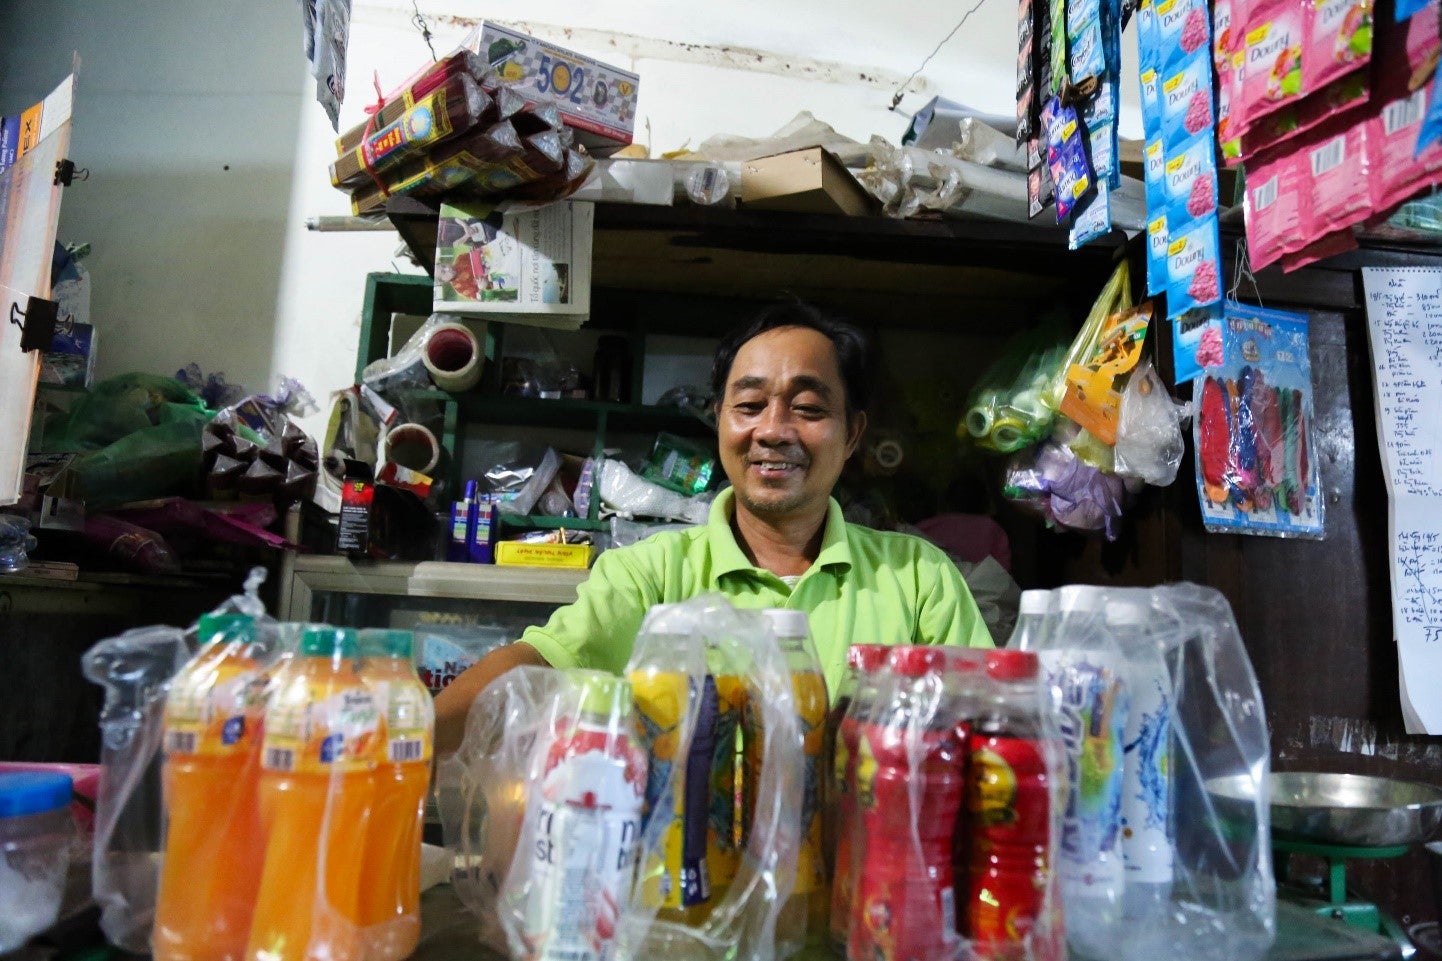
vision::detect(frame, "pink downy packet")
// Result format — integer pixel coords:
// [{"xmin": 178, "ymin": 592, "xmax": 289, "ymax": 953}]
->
[
  {"xmin": 1243, "ymin": 146, "xmax": 1306, "ymax": 270},
  {"xmin": 1299, "ymin": 113, "xmax": 1372, "ymax": 233},
  {"xmin": 1367, "ymin": 3, "xmax": 1442, "ymax": 215},
  {"xmin": 1280, "ymin": 227, "xmax": 1359, "ymax": 271},
  {"xmin": 1302, "ymin": 0, "xmax": 1373, "ymax": 94},
  {"xmin": 1238, "ymin": 0, "xmax": 1306, "ymax": 135},
  {"xmin": 1241, "ymin": 69, "xmax": 1369, "ymax": 158}
]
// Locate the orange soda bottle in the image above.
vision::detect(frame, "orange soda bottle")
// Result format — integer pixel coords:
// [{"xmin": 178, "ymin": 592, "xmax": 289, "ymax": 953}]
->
[
  {"xmin": 155, "ymin": 613, "xmax": 268, "ymax": 961},
  {"xmin": 247, "ymin": 627, "xmax": 378, "ymax": 961},
  {"xmin": 356, "ymin": 630, "xmax": 434, "ymax": 961}
]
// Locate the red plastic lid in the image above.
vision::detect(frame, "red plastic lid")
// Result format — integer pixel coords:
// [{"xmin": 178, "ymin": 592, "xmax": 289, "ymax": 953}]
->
[
  {"xmin": 887, "ymin": 645, "xmax": 948, "ymax": 677},
  {"xmin": 985, "ymin": 649, "xmax": 1039, "ymax": 681},
  {"xmin": 944, "ymin": 649, "xmax": 986, "ymax": 674},
  {"xmin": 848, "ymin": 644, "xmax": 891, "ymax": 673}
]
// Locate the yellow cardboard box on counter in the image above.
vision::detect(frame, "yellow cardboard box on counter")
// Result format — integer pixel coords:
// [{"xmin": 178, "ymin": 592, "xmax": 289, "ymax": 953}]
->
[{"xmin": 495, "ymin": 541, "xmax": 593, "ymax": 570}]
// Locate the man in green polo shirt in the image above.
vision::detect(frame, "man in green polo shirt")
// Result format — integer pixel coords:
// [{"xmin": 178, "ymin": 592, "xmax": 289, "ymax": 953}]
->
[{"xmin": 434, "ymin": 302, "xmax": 992, "ymax": 754}]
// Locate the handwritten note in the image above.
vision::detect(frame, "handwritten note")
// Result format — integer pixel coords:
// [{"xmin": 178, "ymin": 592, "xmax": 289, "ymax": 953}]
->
[{"xmin": 1363, "ymin": 267, "xmax": 1442, "ymax": 734}]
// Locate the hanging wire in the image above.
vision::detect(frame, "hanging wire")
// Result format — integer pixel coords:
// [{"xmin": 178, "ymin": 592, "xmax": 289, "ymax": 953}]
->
[
  {"xmin": 412, "ymin": 0, "xmax": 438, "ymax": 61},
  {"xmin": 1228, "ymin": 236, "xmax": 1264, "ymax": 307},
  {"xmin": 890, "ymin": 0, "xmax": 995, "ymax": 109}
]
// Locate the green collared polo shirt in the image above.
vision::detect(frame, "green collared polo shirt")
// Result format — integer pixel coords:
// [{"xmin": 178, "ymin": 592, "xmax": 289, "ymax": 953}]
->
[{"xmin": 520, "ymin": 488, "xmax": 994, "ymax": 695}]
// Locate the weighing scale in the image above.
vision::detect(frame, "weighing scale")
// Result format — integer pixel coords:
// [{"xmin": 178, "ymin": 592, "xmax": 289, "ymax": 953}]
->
[{"xmin": 1253, "ymin": 773, "xmax": 1442, "ymax": 960}]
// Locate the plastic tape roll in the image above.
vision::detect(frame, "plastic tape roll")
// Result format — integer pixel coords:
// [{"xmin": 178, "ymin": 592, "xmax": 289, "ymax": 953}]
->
[
  {"xmin": 989, "ymin": 416, "xmax": 1030, "ymax": 453},
  {"xmin": 382, "ymin": 422, "xmax": 440, "ymax": 476},
  {"xmin": 423, "ymin": 323, "xmax": 482, "ymax": 392}
]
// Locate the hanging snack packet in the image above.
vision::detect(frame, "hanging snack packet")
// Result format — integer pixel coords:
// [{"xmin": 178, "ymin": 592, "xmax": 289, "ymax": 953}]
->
[
  {"xmin": 1243, "ymin": 147, "xmax": 1305, "ymax": 270},
  {"xmin": 1019, "ymin": 0, "xmax": 1039, "ymax": 142},
  {"xmin": 1043, "ymin": 97, "xmax": 1094, "ymax": 221},
  {"xmin": 1052, "ymin": 0, "xmax": 1070, "ymax": 92},
  {"xmin": 1238, "ymin": 0, "xmax": 1306, "ymax": 131},
  {"xmin": 1302, "ymin": 0, "xmax": 1373, "ymax": 93},
  {"xmin": 1160, "ymin": 53, "xmax": 1217, "ymax": 144},
  {"xmin": 1167, "ymin": 216, "xmax": 1223, "ymax": 312},
  {"xmin": 1070, "ymin": 180, "xmax": 1113, "ymax": 248}
]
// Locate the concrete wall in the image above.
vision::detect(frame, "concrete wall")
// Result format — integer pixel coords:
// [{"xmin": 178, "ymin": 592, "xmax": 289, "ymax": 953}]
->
[{"xmin": 1, "ymin": 0, "xmax": 1142, "ymax": 441}]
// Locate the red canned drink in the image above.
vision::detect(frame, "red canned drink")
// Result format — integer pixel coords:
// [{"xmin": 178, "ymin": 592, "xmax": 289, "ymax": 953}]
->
[{"xmin": 849, "ymin": 647, "xmax": 965, "ymax": 961}]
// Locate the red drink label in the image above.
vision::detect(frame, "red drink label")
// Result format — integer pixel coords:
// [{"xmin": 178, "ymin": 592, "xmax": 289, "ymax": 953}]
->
[{"xmin": 967, "ymin": 733, "xmax": 1051, "ymax": 954}]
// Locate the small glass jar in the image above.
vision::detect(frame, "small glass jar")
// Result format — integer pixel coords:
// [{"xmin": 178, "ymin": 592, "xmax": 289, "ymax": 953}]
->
[{"xmin": 0, "ymin": 772, "xmax": 75, "ymax": 953}]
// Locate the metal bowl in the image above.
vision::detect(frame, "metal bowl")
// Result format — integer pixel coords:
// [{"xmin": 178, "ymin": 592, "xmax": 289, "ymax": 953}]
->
[{"xmin": 1208, "ymin": 772, "xmax": 1442, "ymax": 847}]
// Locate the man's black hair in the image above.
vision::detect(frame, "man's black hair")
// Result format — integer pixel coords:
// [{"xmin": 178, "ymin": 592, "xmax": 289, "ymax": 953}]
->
[{"xmin": 710, "ymin": 301, "xmax": 870, "ymax": 417}]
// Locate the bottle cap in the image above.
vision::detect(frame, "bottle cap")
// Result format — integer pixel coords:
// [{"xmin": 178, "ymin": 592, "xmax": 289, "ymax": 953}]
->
[
  {"xmin": 886, "ymin": 645, "xmax": 947, "ymax": 678},
  {"xmin": 359, "ymin": 628, "xmax": 414, "ymax": 659},
  {"xmin": 578, "ymin": 672, "xmax": 631, "ymax": 717},
  {"xmin": 761, "ymin": 608, "xmax": 810, "ymax": 640},
  {"xmin": 0, "ymin": 772, "xmax": 73, "ymax": 818},
  {"xmin": 463, "ymin": 479, "xmax": 479, "ymax": 500},
  {"xmin": 300, "ymin": 627, "xmax": 359, "ymax": 658},
  {"xmin": 847, "ymin": 644, "xmax": 891, "ymax": 674},
  {"xmin": 985, "ymin": 649, "xmax": 1040, "ymax": 682},
  {"xmin": 196, "ymin": 612, "xmax": 253, "ymax": 645},
  {"xmin": 1105, "ymin": 599, "xmax": 1149, "ymax": 628},
  {"xmin": 944, "ymin": 649, "xmax": 987, "ymax": 674},
  {"xmin": 1056, "ymin": 584, "xmax": 1103, "ymax": 613},
  {"xmin": 1019, "ymin": 590, "xmax": 1052, "ymax": 615}
]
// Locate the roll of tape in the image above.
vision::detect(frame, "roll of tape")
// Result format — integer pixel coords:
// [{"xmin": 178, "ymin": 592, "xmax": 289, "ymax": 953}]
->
[
  {"xmin": 989, "ymin": 416, "xmax": 1030, "ymax": 453},
  {"xmin": 423, "ymin": 323, "xmax": 482, "ymax": 392},
  {"xmin": 965, "ymin": 406, "xmax": 995, "ymax": 439},
  {"xmin": 382, "ymin": 422, "xmax": 440, "ymax": 476},
  {"xmin": 872, "ymin": 439, "xmax": 904, "ymax": 472}
]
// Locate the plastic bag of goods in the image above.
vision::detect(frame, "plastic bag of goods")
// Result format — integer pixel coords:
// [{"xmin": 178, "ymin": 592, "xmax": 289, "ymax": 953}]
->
[
  {"xmin": 84, "ymin": 570, "xmax": 437, "ymax": 961},
  {"xmin": 82, "ymin": 570, "xmax": 276, "ymax": 954},
  {"xmin": 1018, "ymin": 584, "xmax": 1275, "ymax": 961},
  {"xmin": 438, "ymin": 594, "xmax": 807, "ymax": 961},
  {"xmin": 827, "ymin": 643, "xmax": 1068, "ymax": 961}
]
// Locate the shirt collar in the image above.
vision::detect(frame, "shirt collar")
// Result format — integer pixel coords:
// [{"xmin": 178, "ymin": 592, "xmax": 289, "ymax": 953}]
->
[{"xmin": 707, "ymin": 488, "xmax": 853, "ymax": 587}]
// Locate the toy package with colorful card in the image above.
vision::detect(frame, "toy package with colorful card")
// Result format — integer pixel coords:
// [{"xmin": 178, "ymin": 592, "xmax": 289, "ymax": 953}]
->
[
  {"xmin": 1194, "ymin": 303, "xmax": 1324, "ymax": 538},
  {"xmin": 1059, "ymin": 304, "xmax": 1154, "ymax": 444}
]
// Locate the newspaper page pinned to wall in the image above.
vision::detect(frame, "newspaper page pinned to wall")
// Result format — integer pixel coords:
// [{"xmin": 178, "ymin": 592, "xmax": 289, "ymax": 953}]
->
[
  {"xmin": 1362, "ymin": 266, "xmax": 1442, "ymax": 734},
  {"xmin": 0, "ymin": 74, "xmax": 74, "ymax": 505},
  {"xmin": 433, "ymin": 200, "xmax": 593, "ymax": 331}
]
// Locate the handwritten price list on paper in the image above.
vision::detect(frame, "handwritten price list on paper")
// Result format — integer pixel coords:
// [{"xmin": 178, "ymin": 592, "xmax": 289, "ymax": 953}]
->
[{"xmin": 1363, "ymin": 267, "xmax": 1442, "ymax": 734}]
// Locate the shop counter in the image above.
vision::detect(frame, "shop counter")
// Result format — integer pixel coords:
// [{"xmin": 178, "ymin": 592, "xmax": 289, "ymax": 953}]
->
[{"xmin": 411, "ymin": 883, "xmax": 1406, "ymax": 961}]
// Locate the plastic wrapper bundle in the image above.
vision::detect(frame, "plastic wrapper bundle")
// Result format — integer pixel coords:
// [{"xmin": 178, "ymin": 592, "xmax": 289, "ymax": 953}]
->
[
  {"xmin": 1020, "ymin": 584, "xmax": 1275, "ymax": 961},
  {"xmin": 0, "ymin": 514, "xmax": 38, "ymax": 573},
  {"xmin": 598, "ymin": 459, "xmax": 712, "ymax": 525},
  {"xmin": 961, "ymin": 328, "xmax": 1069, "ymax": 453},
  {"xmin": 439, "ymin": 595, "xmax": 804, "ymax": 961},
  {"xmin": 212, "ymin": 377, "xmax": 318, "ymax": 446},
  {"xmin": 1114, "ymin": 360, "xmax": 1191, "ymax": 486},
  {"xmin": 1003, "ymin": 432, "xmax": 1136, "ymax": 539},
  {"xmin": 80, "ymin": 569, "xmax": 276, "ymax": 953},
  {"xmin": 831, "ymin": 645, "xmax": 1068, "ymax": 961}
]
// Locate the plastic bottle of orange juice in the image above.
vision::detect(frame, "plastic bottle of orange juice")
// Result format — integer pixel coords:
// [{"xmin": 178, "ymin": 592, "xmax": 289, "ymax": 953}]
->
[
  {"xmin": 356, "ymin": 629, "xmax": 434, "ymax": 961},
  {"xmin": 247, "ymin": 627, "xmax": 377, "ymax": 961},
  {"xmin": 155, "ymin": 613, "xmax": 268, "ymax": 961}
]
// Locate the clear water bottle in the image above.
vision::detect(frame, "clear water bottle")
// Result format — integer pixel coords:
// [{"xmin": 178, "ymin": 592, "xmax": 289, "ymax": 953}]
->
[
  {"xmin": 1009, "ymin": 590, "xmax": 1052, "ymax": 649},
  {"xmin": 1109, "ymin": 598, "xmax": 1174, "ymax": 943},
  {"xmin": 1038, "ymin": 585, "xmax": 1128, "ymax": 961}
]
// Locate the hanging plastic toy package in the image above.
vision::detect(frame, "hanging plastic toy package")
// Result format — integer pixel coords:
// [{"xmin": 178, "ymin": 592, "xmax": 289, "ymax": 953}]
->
[
  {"xmin": 439, "ymin": 595, "xmax": 804, "ymax": 961},
  {"xmin": 1023, "ymin": 584, "xmax": 1275, "ymax": 961},
  {"xmin": 81, "ymin": 568, "xmax": 282, "ymax": 955},
  {"xmin": 1193, "ymin": 303, "xmax": 1325, "ymax": 538}
]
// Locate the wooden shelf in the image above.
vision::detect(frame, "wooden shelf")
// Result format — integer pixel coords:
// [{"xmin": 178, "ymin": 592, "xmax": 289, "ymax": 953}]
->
[
  {"xmin": 402, "ymin": 390, "xmax": 713, "ymax": 437},
  {"xmin": 288, "ymin": 554, "xmax": 585, "ymax": 604}
]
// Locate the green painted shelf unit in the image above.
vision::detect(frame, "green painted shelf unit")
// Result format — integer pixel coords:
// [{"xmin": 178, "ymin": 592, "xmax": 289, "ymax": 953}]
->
[{"xmin": 355, "ymin": 272, "xmax": 713, "ymax": 531}]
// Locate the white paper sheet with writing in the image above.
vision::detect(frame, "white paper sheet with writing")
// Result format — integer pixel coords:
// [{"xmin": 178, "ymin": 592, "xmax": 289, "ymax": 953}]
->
[{"xmin": 1362, "ymin": 266, "xmax": 1442, "ymax": 734}]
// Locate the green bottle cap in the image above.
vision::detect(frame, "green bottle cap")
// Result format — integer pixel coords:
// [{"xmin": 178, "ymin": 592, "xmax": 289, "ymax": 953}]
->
[
  {"xmin": 578, "ymin": 672, "xmax": 631, "ymax": 717},
  {"xmin": 197, "ymin": 612, "xmax": 253, "ymax": 645},
  {"xmin": 359, "ymin": 629, "xmax": 414, "ymax": 660},
  {"xmin": 300, "ymin": 627, "xmax": 359, "ymax": 658}
]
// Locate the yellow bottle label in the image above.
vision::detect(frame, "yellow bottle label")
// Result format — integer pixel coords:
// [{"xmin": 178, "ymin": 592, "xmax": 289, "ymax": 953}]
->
[
  {"xmin": 164, "ymin": 655, "xmax": 264, "ymax": 757},
  {"xmin": 262, "ymin": 674, "xmax": 378, "ymax": 775},
  {"xmin": 373, "ymin": 677, "xmax": 435, "ymax": 765}
]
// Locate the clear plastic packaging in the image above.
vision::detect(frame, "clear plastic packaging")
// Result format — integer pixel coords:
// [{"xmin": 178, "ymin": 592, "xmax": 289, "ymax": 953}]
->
[
  {"xmin": 598, "ymin": 459, "xmax": 713, "ymax": 525},
  {"xmin": 1023, "ymin": 584, "xmax": 1276, "ymax": 961},
  {"xmin": 1114, "ymin": 360, "xmax": 1191, "ymax": 486},
  {"xmin": 439, "ymin": 595, "xmax": 805, "ymax": 961}
]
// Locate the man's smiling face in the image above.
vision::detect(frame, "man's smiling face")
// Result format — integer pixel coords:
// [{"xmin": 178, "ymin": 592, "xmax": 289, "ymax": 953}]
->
[{"xmin": 717, "ymin": 325, "xmax": 864, "ymax": 522}]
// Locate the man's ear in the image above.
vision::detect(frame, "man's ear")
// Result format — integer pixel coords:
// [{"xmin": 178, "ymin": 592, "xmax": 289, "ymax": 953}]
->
[{"xmin": 846, "ymin": 410, "xmax": 868, "ymax": 457}]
